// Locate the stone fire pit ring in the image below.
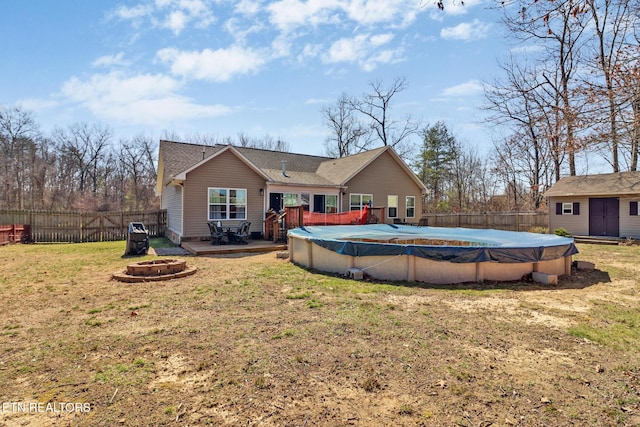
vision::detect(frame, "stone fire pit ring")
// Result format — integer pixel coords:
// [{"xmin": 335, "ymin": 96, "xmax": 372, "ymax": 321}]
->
[{"xmin": 112, "ymin": 258, "xmax": 197, "ymax": 283}]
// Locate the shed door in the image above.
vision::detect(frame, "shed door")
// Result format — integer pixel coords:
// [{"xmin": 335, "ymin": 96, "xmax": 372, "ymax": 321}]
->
[{"xmin": 589, "ymin": 198, "xmax": 619, "ymax": 237}]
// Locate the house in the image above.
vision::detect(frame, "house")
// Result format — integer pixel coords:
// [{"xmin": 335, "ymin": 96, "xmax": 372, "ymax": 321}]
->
[
  {"xmin": 155, "ymin": 140, "xmax": 427, "ymax": 244},
  {"xmin": 545, "ymin": 171, "xmax": 640, "ymax": 239}
]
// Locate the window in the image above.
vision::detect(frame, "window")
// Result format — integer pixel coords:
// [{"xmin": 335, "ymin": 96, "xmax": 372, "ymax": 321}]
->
[
  {"xmin": 301, "ymin": 193, "xmax": 310, "ymax": 211},
  {"xmin": 631, "ymin": 201, "xmax": 639, "ymax": 216},
  {"xmin": 313, "ymin": 194, "xmax": 338, "ymax": 213},
  {"xmin": 555, "ymin": 202, "xmax": 580, "ymax": 215},
  {"xmin": 387, "ymin": 195, "xmax": 398, "ymax": 218},
  {"xmin": 350, "ymin": 194, "xmax": 372, "ymax": 210},
  {"xmin": 208, "ymin": 188, "xmax": 246, "ymax": 220},
  {"xmin": 326, "ymin": 195, "xmax": 337, "ymax": 213},
  {"xmin": 406, "ymin": 196, "xmax": 415, "ymax": 218},
  {"xmin": 283, "ymin": 193, "xmax": 298, "ymax": 207}
]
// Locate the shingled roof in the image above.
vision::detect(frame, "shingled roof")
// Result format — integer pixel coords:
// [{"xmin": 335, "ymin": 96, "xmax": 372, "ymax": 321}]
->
[
  {"xmin": 157, "ymin": 140, "xmax": 423, "ymax": 190},
  {"xmin": 545, "ymin": 171, "xmax": 640, "ymax": 197}
]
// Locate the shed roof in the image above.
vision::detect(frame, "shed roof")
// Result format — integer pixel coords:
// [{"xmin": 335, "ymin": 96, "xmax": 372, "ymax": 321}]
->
[{"xmin": 545, "ymin": 171, "xmax": 640, "ymax": 197}]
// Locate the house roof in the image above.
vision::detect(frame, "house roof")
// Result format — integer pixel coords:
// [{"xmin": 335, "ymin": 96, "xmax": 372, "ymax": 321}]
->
[
  {"xmin": 545, "ymin": 171, "xmax": 640, "ymax": 197},
  {"xmin": 157, "ymin": 140, "xmax": 427, "ymax": 191}
]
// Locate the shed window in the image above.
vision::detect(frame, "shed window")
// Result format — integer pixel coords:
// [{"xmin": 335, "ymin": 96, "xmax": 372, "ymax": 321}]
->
[
  {"xmin": 562, "ymin": 202, "xmax": 573, "ymax": 215},
  {"xmin": 556, "ymin": 202, "xmax": 580, "ymax": 215},
  {"xmin": 631, "ymin": 201, "xmax": 639, "ymax": 216}
]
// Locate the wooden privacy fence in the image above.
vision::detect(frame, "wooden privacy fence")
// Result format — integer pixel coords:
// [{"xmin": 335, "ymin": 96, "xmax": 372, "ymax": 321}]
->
[
  {"xmin": 420, "ymin": 212, "xmax": 549, "ymax": 232},
  {"xmin": 0, "ymin": 209, "xmax": 167, "ymax": 243}
]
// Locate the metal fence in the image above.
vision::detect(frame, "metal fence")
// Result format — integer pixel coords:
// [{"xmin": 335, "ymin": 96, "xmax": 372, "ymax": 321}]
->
[
  {"xmin": 0, "ymin": 209, "xmax": 167, "ymax": 243},
  {"xmin": 421, "ymin": 212, "xmax": 549, "ymax": 232}
]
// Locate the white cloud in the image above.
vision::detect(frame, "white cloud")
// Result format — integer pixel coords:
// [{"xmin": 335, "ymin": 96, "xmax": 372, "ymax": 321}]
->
[
  {"xmin": 510, "ymin": 44, "xmax": 544, "ymax": 54},
  {"xmin": 441, "ymin": 19, "xmax": 491, "ymax": 41},
  {"xmin": 297, "ymin": 43, "xmax": 323, "ymax": 63},
  {"xmin": 92, "ymin": 52, "xmax": 128, "ymax": 68},
  {"xmin": 267, "ymin": 0, "xmax": 341, "ymax": 31},
  {"xmin": 156, "ymin": 46, "xmax": 268, "ymax": 81},
  {"xmin": 60, "ymin": 71, "xmax": 230, "ymax": 124},
  {"xmin": 370, "ymin": 33, "xmax": 394, "ymax": 46},
  {"xmin": 113, "ymin": 0, "xmax": 215, "ymax": 35},
  {"xmin": 113, "ymin": 4, "xmax": 154, "ymax": 20},
  {"xmin": 235, "ymin": 0, "xmax": 261, "ymax": 16},
  {"xmin": 323, "ymin": 33, "xmax": 402, "ymax": 71},
  {"xmin": 343, "ymin": 0, "xmax": 413, "ymax": 25},
  {"xmin": 164, "ymin": 10, "xmax": 188, "ymax": 34},
  {"xmin": 441, "ymin": 79, "xmax": 483, "ymax": 97},
  {"xmin": 267, "ymin": 0, "xmax": 421, "ymax": 31}
]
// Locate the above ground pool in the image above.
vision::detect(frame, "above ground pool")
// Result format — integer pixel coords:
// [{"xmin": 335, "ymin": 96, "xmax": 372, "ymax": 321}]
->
[{"xmin": 287, "ymin": 224, "xmax": 578, "ymax": 284}]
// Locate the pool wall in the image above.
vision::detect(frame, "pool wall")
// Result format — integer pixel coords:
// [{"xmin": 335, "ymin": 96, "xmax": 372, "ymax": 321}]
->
[{"xmin": 288, "ymin": 225, "xmax": 575, "ymax": 284}]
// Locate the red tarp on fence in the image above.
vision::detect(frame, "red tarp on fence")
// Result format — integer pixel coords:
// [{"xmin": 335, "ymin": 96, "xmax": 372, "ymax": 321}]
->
[{"xmin": 302, "ymin": 206, "xmax": 369, "ymax": 226}]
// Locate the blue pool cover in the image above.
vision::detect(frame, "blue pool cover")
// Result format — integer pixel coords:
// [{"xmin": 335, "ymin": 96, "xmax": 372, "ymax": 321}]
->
[{"xmin": 288, "ymin": 224, "xmax": 578, "ymax": 264}]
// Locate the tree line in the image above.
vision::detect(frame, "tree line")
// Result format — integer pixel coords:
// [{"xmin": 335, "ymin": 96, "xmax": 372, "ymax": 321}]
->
[
  {"xmin": 0, "ymin": 106, "xmax": 293, "ymax": 212},
  {"xmin": 0, "ymin": 106, "xmax": 158, "ymax": 212}
]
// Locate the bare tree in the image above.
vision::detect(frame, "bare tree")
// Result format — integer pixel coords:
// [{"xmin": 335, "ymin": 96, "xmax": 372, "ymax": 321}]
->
[
  {"xmin": 500, "ymin": 0, "xmax": 589, "ymax": 176},
  {"xmin": 579, "ymin": 0, "xmax": 636, "ymax": 172},
  {"xmin": 484, "ymin": 57, "xmax": 563, "ymax": 201},
  {"xmin": 349, "ymin": 77, "xmax": 419, "ymax": 158},
  {"xmin": 118, "ymin": 135, "xmax": 158, "ymax": 210},
  {"xmin": 322, "ymin": 94, "xmax": 370, "ymax": 157},
  {"xmin": 0, "ymin": 106, "xmax": 41, "ymax": 209},
  {"xmin": 52, "ymin": 122, "xmax": 112, "ymax": 206}
]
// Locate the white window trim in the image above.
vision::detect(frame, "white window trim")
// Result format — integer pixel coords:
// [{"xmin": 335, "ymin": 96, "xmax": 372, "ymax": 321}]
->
[
  {"xmin": 387, "ymin": 195, "xmax": 398, "ymax": 218},
  {"xmin": 406, "ymin": 196, "xmax": 416, "ymax": 218},
  {"xmin": 350, "ymin": 193, "xmax": 373, "ymax": 210},
  {"xmin": 208, "ymin": 187, "xmax": 247, "ymax": 221},
  {"xmin": 562, "ymin": 202, "xmax": 573, "ymax": 215}
]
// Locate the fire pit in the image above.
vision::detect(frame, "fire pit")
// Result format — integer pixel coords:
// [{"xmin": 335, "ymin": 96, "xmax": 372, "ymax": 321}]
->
[{"xmin": 112, "ymin": 258, "xmax": 197, "ymax": 283}]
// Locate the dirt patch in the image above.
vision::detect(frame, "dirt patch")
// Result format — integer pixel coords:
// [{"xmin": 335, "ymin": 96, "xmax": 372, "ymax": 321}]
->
[{"xmin": 1, "ymin": 244, "xmax": 640, "ymax": 426}]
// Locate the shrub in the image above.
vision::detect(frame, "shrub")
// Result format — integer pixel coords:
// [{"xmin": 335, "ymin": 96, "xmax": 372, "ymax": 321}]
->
[{"xmin": 553, "ymin": 228, "xmax": 572, "ymax": 237}]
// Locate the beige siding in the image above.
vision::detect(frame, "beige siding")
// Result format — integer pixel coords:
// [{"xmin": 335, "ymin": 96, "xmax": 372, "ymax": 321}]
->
[
  {"xmin": 548, "ymin": 196, "xmax": 590, "ymax": 235},
  {"xmin": 182, "ymin": 150, "xmax": 266, "ymax": 239},
  {"xmin": 342, "ymin": 151, "xmax": 423, "ymax": 223},
  {"xmin": 620, "ymin": 197, "xmax": 640, "ymax": 239},
  {"xmin": 165, "ymin": 184, "xmax": 183, "ymax": 239}
]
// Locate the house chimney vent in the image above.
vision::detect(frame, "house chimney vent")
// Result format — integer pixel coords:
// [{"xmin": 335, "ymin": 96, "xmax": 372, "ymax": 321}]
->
[{"xmin": 281, "ymin": 160, "xmax": 289, "ymax": 178}]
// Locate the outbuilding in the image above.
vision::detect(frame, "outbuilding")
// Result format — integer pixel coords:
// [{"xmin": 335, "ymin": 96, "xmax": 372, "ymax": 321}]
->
[{"xmin": 545, "ymin": 171, "xmax": 640, "ymax": 239}]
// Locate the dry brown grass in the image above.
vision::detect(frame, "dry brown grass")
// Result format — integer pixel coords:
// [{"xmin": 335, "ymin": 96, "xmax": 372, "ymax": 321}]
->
[{"xmin": 1, "ymin": 239, "xmax": 639, "ymax": 426}]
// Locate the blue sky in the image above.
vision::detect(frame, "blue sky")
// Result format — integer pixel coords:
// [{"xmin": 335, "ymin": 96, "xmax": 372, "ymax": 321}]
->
[{"xmin": 1, "ymin": 0, "xmax": 509, "ymax": 157}]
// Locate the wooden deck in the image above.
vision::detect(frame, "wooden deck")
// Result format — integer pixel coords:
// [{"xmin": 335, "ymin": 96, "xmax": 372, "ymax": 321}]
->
[{"xmin": 181, "ymin": 239, "xmax": 287, "ymax": 255}]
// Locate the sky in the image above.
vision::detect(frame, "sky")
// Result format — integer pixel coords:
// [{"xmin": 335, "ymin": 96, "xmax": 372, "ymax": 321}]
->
[{"xmin": 1, "ymin": 0, "xmax": 511, "ymax": 157}]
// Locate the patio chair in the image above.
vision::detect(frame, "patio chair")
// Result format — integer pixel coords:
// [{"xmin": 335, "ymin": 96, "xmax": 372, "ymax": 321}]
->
[
  {"xmin": 231, "ymin": 221, "xmax": 251, "ymax": 244},
  {"xmin": 207, "ymin": 221, "xmax": 226, "ymax": 245}
]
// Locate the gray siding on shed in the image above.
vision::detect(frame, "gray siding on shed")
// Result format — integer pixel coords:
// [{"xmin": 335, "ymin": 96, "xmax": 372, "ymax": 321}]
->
[
  {"xmin": 619, "ymin": 197, "xmax": 640, "ymax": 239},
  {"xmin": 548, "ymin": 196, "xmax": 590, "ymax": 236},
  {"xmin": 342, "ymin": 150, "xmax": 423, "ymax": 222},
  {"xmin": 182, "ymin": 150, "xmax": 266, "ymax": 239}
]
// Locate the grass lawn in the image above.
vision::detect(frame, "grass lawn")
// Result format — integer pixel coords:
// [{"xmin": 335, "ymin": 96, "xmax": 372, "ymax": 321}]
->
[{"xmin": 0, "ymin": 239, "xmax": 639, "ymax": 426}]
